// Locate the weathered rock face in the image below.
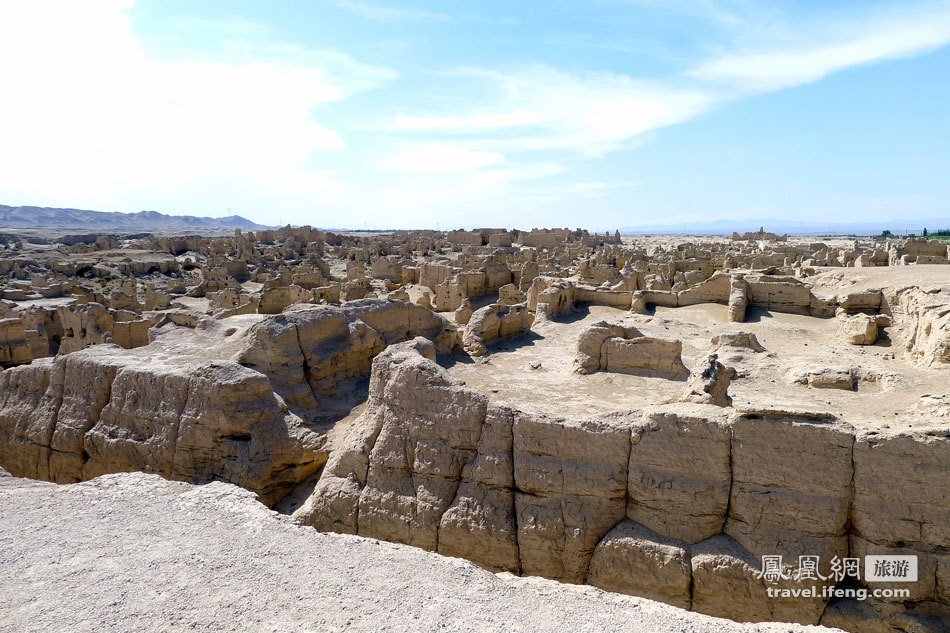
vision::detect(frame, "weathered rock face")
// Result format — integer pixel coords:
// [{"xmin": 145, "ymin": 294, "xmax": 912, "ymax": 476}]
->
[
  {"xmin": 884, "ymin": 286, "xmax": 950, "ymax": 365},
  {"xmin": 726, "ymin": 411, "xmax": 854, "ymax": 565},
  {"xmin": 851, "ymin": 432, "xmax": 949, "ymax": 551},
  {"xmin": 438, "ymin": 405, "xmax": 519, "ymax": 572},
  {"xmin": 357, "ymin": 341, "xmax": 488, "ymax": 551},
  {"xmin": 851, "ymin": 430, "xmax": 950, "ymax": 609},
  {"xmin": 513, "ymin": 412, "xmax": 629, "ymax": 583},
  {"xmin": 294, "ymin": 338, "xmax": 445, "ymax": 535},
  {"xmin": 626, "ymin": 405, "xmax": 731, "ymax": 544},
  {"xmin": 298, "ymin": 340, "xmax": 628, "ymax": 582},
  {"xmin": 587, "ymin": 520, "xmax": 692, "ymax": 610},
  {"xmin": 691, "ymin": 534, "xmax": 830, "ymax": 625}
]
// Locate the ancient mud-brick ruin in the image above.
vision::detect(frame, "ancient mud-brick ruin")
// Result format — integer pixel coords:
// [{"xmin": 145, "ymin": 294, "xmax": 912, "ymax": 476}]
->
[{"xmin": 1, "ymin": 226, "xmax": 948, "ymax": 632}]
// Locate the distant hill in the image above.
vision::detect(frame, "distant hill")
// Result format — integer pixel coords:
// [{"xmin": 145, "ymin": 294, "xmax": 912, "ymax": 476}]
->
[
  {"xmin": 0, "ymin": 205, "xmax": 271, "ymax": 231},
  {"xmin": 619, "ymin": 217, "xmax": 950, "ymax": 236}
]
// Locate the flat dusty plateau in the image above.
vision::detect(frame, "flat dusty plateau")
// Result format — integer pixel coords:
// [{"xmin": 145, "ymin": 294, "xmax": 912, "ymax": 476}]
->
[{"xmin": 0, "ymin": 471, "xmax": 834, "ymax": 633}]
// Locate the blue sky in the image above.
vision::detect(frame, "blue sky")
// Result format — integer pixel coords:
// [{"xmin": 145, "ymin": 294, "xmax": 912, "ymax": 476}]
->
[{"xmin": 1, "ymin": 1, "xmax": 948, "ymax": 230}]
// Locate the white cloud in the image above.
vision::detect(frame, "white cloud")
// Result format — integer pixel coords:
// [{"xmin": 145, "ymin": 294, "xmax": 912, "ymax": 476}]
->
[
  {"xmin": 383, "ymin": 145, "xmax": 505, "ymax": 173},
  {"xmin": 371, "ymin": 161, "xmax": 567, "ymax": 223},
  {"xmin": 389, "ymin": 67, "xmax": 716, "ymax": 157},
  {"xmin": 393, "ymin": 111, "xmax": 542, "ymax": 131},
  {"xmin": 383, "ymin": 3, "xmax": 950, "ymax": 165},
  {"xmin": 333, "ymin": 0, "xmax": 449, "ymax": 23},
  {"xmin": 691, "ymin": 6, "xmax": 950, "ymax": 90},
  {"xmin": 0, "ymin": 0, "xmax": 390, "ymax": 208}
]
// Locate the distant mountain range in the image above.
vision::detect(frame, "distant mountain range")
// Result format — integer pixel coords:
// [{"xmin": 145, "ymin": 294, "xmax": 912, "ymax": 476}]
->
[
  {"xmin": 3, "ymin": 204, "xmax": 948, "ymax": 236},
  {"xmin": 618, "ymin": 217, "xmax": 950, "ymax": 236},
  {"xmin": 0, "ymin": 205, "xmax": 271, "ymax": 231}
]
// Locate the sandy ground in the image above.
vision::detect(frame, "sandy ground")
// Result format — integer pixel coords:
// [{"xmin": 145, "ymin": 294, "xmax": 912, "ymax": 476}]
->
[
  {"xmin": 0, "ymin": 471, "xmax": 837, "ymax": 633},
  {"xmin": 442, "ymin": 300, "xmax": 949, "ymax": 432},
  {"xmin": 805, "ymin": 264, "xmax": 950, "ymax": 292}
]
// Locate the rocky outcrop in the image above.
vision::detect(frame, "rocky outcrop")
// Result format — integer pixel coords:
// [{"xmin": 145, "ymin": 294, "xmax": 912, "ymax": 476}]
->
[
  {"xmin": 574, "ymin": 320, "xmax": 687, "ymax": 378},
  {"xmin": 237, "ymin": 300, "xmax": 457, "ymax": 415},
  {"xmin": 680, "ymin": 354, "xmax": 735, "ymax": 407},
  {"xmin": 298, "ymin": 340, "xmax": 628, "ymax": 582},
  {"xmin": 460, "ymin": 303, "xmax": 533, "ymax": 356},
  {"xmin": 837, "ymin": 311, "xmax": 891, "ymax": 345}
]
